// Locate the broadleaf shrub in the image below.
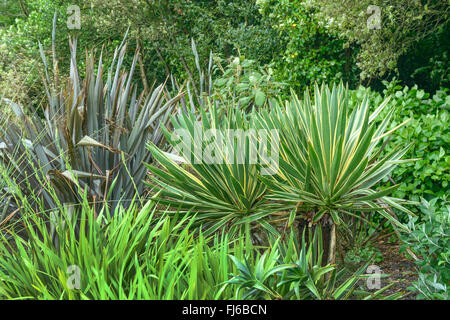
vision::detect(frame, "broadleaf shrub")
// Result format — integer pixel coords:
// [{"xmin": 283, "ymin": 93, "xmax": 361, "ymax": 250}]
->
[
  {"xmin": 349, "ymin": 80, "xmax": 449, "ymax": 217},
  {"xmin": 212, "ymin": 55, "xmax": 286, "ymax": 110},
  {"xmin": 400, "ymin": 198, "xmax": 450, "ymax": 300}
]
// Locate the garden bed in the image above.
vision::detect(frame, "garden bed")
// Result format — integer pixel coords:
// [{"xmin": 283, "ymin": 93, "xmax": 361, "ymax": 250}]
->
[{"xmin": 373, "ymin": 238, "xmax": 418, "ymax": 300}]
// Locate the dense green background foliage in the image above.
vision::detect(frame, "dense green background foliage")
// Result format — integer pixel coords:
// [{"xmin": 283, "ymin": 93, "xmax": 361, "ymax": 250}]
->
[
  {"xmin": 1, "ymin": 0, "xmax": 448, "ymax": 108},
  {"xmin": 256, "ymin": 0, "xmax": 358, "ymax": 89}
]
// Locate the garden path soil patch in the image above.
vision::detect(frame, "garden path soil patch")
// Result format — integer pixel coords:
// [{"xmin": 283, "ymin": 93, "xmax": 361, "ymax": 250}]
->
[{"xmin": 372, "ymin": 238, "xmax": 418, "ymax": 299}]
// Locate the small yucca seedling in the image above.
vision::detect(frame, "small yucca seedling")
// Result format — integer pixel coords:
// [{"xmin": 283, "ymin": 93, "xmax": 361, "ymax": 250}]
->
[
  {"xmin": 0, "ymin": 29, "xmax": 182, "ymax": 223},
  {"xmin": 225, "ymin": 228, "xmax": 403, "ymax": 300}
]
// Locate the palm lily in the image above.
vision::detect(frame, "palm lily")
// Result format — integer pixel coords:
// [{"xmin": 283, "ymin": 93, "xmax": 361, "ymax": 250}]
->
[
  {"xmin": 254, "ymin": 82, "xmax": 414, "ymax": 262},
  {"xmin": 145, "ymin": 103, "xmax": 275, "ymax": 237}
]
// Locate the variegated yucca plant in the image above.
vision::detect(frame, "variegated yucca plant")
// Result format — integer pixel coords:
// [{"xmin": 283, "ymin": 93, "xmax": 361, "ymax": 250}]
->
[
  {"xmin": 0, "ymin": 36, "xmax": 181, "ymax": 223},
  {"xmin": 254, "ymin": 82, "xmax": 415, "ymax": 264},
  {"xmin": 145, "ymin": 103, "xmax": 276, "ymax": 238}
]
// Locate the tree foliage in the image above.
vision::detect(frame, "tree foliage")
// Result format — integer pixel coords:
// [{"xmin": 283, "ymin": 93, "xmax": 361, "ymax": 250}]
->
[{"xmin": 308, "ymin": 0, "xmax": 449, "ymax": 81}]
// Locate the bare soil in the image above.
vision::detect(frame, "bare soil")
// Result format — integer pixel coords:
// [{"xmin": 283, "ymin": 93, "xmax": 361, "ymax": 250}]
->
[{"xmin": 372, "ymin": 238, "xmax": 418, "ymax": 300}]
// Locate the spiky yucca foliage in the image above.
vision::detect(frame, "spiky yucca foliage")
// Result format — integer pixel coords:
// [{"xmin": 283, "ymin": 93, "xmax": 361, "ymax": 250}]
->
[
  {"xmin": 0, "ymin": 38, "xmax": 181, "ymax": 221},
  {"xmin": 254, "ymin": 82, "xmax": 414, "ymax": 263},
  {"xmin": 256, "ymin": 83, "xmax": 414, "ymax": 223},
  {"xmin": 145, "ymin": 103, "xmax": 276, "ymax": 237},
  {"xmin": 225, "ymin": 227, "xmax": 403, "ymax": 300}
]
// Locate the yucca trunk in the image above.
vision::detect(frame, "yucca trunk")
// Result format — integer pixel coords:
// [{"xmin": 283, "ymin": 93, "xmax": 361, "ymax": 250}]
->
[{"xmin": 297, "ymin": 213, "xmax": 336, "ymax": 267}]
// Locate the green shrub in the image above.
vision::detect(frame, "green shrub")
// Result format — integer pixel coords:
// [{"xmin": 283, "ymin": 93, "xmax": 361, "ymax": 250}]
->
[
  {"xmin": 400, "ymin": 198, "xmax": 450, "ymax": 300},
  {"xmin": 212, "ymin": 55, "xmax": 286, "ymax": 110},
  {"xmin": 174, "ymin": 39, "xmax": 287, "ymax": 114},
  {"xmin": 306, "ymin": 0, "xmax": 448, "ymax": 83},
  {"xmin": 256, "ymin": 0, "xmax": 357, "ymax": 89},
  {"xmin": 344, "ymin": 246, "xmax": 384, "ymax": 266},
  {"xmin": 349, "ymin": 80, "xmax": 449, "ymax": 217}
]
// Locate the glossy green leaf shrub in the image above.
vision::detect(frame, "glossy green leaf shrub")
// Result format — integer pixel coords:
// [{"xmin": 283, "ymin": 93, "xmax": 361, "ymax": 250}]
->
[
  {"xmin": 349, "ymin": 80, "xmax": 449, "ymax": 216},
  {"xmin": 401, "ymin": 198, "xmax": 450, "ymax": 300},
  {"xmin": 213, "ymin": 55, "xmax": 286, "ymax": 110}
]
